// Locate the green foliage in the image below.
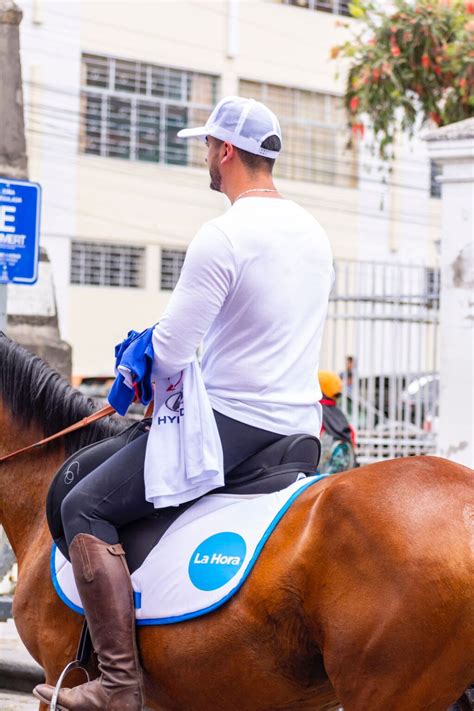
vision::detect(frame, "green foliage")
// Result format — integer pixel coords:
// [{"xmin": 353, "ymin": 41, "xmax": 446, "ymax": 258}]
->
[{"xmin": 332, "ymin": 0, "xmax": 474, "ymax": 158}]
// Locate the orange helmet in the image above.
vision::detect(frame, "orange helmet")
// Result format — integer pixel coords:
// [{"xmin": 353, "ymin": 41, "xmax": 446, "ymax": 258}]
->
[{"xmin": 318, "ymin": 370, "xmax": 343, "ymax": 399}]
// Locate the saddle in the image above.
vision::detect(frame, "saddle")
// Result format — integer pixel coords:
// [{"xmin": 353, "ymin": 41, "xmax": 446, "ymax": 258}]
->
[{"xmin": 46, "ymin": 418, "xmax": 321, "ymax": 574}]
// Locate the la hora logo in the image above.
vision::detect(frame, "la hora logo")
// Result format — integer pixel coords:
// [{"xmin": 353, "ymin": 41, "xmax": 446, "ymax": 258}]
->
[{"xmin": 188, "ymin": 532, "xmax": 246, "ymax": 591}]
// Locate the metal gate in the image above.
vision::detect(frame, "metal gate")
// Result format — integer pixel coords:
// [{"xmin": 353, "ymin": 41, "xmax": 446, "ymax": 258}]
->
[{"xmin": 320, "ymin": 260, "xmax": 440, "ymax": 464}]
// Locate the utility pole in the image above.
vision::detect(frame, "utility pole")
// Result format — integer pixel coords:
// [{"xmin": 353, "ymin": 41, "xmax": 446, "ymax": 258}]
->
[
  {"xmin": 0, "ymin": 0, "xmax": 27, "ymax": 601},
  {"xmin": 0, "ymin": 0, "xmax": 28, "ymax": 332}
]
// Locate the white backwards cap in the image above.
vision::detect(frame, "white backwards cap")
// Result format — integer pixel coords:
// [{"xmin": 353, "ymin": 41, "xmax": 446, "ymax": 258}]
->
[{"xmin": 177, "ymin": 96, "xmax": 282, "ymax": 159}]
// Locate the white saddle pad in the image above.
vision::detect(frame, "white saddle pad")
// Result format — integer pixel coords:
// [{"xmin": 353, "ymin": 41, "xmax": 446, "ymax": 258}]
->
[{"xmin": 51, "ymin": 475, "xmax": 326, "ymax": 625}]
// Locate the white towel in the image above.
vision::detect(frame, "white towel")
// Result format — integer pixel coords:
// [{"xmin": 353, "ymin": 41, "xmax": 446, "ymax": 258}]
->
[{"xmin": 144, "ymin": 358, "xmax": 224, "ymax": 508}]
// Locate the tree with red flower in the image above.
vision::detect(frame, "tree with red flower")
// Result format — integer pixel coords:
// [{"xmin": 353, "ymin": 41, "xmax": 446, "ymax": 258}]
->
[
  {"xmin": 350, "ymin": 96, "xmax": 360, "ymax": 112},
  {"xmin": 332, "ymin": 0, "xmax": 474, "ymax": 158}
]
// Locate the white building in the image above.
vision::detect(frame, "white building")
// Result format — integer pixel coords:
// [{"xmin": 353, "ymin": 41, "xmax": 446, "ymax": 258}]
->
[{"xmin": 18, "ymin": 0, "xmax": 441, "ymax": 387}]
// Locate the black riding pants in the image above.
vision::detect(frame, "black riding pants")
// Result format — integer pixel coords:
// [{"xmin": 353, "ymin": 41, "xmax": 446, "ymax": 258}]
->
[{"xmin": 61, "ymin": 411, "xmax": 284, "ymax": 549}]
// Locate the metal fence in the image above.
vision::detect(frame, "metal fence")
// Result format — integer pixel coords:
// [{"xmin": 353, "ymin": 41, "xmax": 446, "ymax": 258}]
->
[{"xmin": 320, "ymin": 260, "xmax": 440, "ymax": 464}]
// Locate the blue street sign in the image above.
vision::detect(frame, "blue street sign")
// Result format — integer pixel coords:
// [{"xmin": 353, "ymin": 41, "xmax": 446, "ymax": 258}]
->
[{"xmin": 0, "ymin": 178, "xmax": 41, "ymax": 285}]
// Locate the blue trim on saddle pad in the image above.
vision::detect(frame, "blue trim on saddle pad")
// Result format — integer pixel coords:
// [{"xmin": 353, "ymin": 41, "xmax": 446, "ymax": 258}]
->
[
  {"xmin": 50, "ymin": 548, "xmax": 144, "ymax": 614},
  {"xmin": 50, "ymin": 474, "xmax": 327, "ymax": 625},
  {"xmin": 50, "ymin": 547, "xmax": 84, "ymax": 615}
]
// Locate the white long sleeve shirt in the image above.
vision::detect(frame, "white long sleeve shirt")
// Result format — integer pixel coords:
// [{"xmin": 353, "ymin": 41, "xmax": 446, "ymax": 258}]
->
[{"xmin": 152, "ymin": 197, "xmax": 334, "ymax": 436}]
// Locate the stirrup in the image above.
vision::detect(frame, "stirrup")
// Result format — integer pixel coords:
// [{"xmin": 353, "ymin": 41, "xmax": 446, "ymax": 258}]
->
[
  {"xmin": 50, "ymin": 659, "xmax": 90, "ymax": 710},
  {"xmin": 50, "ymin": 619, "xmax": 92, "ymax": 710}
]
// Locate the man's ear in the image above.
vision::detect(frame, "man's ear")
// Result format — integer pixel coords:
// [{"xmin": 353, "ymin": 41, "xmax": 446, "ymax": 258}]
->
[{"xmin": 220, "ymin": 142, "xmax": 235, "ymax": 165}]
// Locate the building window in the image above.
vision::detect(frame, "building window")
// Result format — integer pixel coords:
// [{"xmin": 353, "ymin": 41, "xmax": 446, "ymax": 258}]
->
[
  {"xmin": 280, "ymin": 0, "xmax": 351, "ymax": 16},
  {"xmin": 80, "ymin": 54, "xmax": 218, "ymax": 167},
  {"xmin": 71, "ymin": 240, "xmax": 145, "ymax": 288},
  {"xmin": 239, "ymin": 80, "xmax": 357, "ymax": 188},
  {"xmin": 160, "ymin": 248, "xmax": 186, "ymax": 291},
  {"xmin": 430, "ymin": 160, "xmax": 442, "ymax": 198},
  {"xmin": 424, "ymin": 267, "xmax": 440, "ymax": 309}
]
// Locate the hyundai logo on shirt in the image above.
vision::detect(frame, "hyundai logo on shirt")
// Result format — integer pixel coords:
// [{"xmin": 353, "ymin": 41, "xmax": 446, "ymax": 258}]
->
[
  {"xmin": 155, "ymin": 392, "xmax": 184, "ymax": 424},
  {"xmin": 188, "ymin": 532, "xmax": 246, "ymax": 591},
  {"xmin": 165, "ymin": 392, "xmax": 183, "ymax": 412}
]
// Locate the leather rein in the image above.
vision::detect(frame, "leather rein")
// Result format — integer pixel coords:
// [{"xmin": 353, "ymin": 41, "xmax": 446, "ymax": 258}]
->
[{"xmin": 0, "ymin": 404, "xmax": 117, "ymax": 464}]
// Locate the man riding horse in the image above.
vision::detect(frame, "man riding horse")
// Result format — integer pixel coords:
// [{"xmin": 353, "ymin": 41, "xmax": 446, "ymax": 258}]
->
[{"xmin": 34, "ymin": 96, "xmax": 334, "ymax": 710}]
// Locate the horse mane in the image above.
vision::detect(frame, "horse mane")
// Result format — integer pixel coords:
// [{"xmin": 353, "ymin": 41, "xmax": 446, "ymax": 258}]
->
[{"xmin": 0, "ymin": 333, "xmax": 126, "ymax": 456}]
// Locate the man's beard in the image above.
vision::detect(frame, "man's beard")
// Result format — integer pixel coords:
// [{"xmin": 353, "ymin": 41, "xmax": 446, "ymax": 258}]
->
[{"xmin": 209, "ymin": 165, "xmax": 222, "ymax": 192}]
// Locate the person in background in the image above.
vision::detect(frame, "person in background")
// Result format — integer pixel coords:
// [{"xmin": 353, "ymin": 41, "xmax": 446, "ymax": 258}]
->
[
  {"xmin": 340, "ymin": 355, "xmax": 355, "ymax": 394},
  {"xmin": 317, "ymin": 370, "xmax": 358, "ymax": 475}
]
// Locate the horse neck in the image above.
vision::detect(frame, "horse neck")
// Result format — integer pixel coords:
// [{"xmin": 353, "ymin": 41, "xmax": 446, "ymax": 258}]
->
[{"xmin": 0, "ymin": 411, "xmax": 65, "ymax": 562}]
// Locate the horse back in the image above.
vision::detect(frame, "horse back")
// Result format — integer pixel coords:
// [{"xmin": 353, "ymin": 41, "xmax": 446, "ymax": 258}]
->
[
  {"xmin": 296, "ymin": 455, "xmax": 474, "ymax": 615},
  {"xmin": 306, "ymin": 455, "xmax": 474, "ymax": 569}
]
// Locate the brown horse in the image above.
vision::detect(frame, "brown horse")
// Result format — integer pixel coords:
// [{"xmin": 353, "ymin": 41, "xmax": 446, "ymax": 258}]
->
[{"xmin": 0, "ymin": 333, "xmax": 473, "ymax": 711}]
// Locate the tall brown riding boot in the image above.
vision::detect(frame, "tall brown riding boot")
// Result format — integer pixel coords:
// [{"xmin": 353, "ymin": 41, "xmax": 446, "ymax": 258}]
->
[{"xmin": 34, "ymin": 534, "xmax": 144, "ymax": 710}]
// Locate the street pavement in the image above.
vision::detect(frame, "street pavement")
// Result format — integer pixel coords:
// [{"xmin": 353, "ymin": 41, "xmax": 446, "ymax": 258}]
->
[
  {"xmin": 0, "ymin": 689, "xmax": 38, "ymax": 710},
  {"xmin": 0, "ymin": 618, "xmax": 42, "ymax": 709},
  {"xmin": 0, "ymin": 618, "xmax": 40, "ymax": 670}
]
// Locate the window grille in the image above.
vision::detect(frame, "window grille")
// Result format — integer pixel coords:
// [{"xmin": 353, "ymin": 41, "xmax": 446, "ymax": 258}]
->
[
  {"xmin": 83, "ymin": 54, "xmax": 108, "ymax": 88},
  {"xmin": 281, "ymin": 0, "xmax": 351, "ymax": 16},
  {"xmin": 71, "ymin": 240, "xmax": 145, "ymax": 288},
  {"xmin": 424, "ymin": 267, "xmax": 440, "ymax": 309},
  {"xmin": 160, "ymin": 248, "xmax": 186, "ymax": 291},
  {"xmin": 239, "ymin": 80, "xmax": 357, "ymax": 188},
  {"xmin": 430, "ymin": 160, "xmax": 442, "ymax": 198},
  {"xmin": 80, "ymin": 54, "xmax": 218, "ymax": 168}
]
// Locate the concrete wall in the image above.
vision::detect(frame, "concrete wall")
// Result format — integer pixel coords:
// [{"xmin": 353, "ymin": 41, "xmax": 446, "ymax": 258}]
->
[{"xmin": 425, "ymin": 120, "xmax": 474, "ymax": 468}]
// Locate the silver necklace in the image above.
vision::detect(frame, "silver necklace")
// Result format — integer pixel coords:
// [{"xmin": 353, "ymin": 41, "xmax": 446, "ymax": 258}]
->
[{"xmin": 234, "ymin": 188, "xmax": 279, "ymax": 201}]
